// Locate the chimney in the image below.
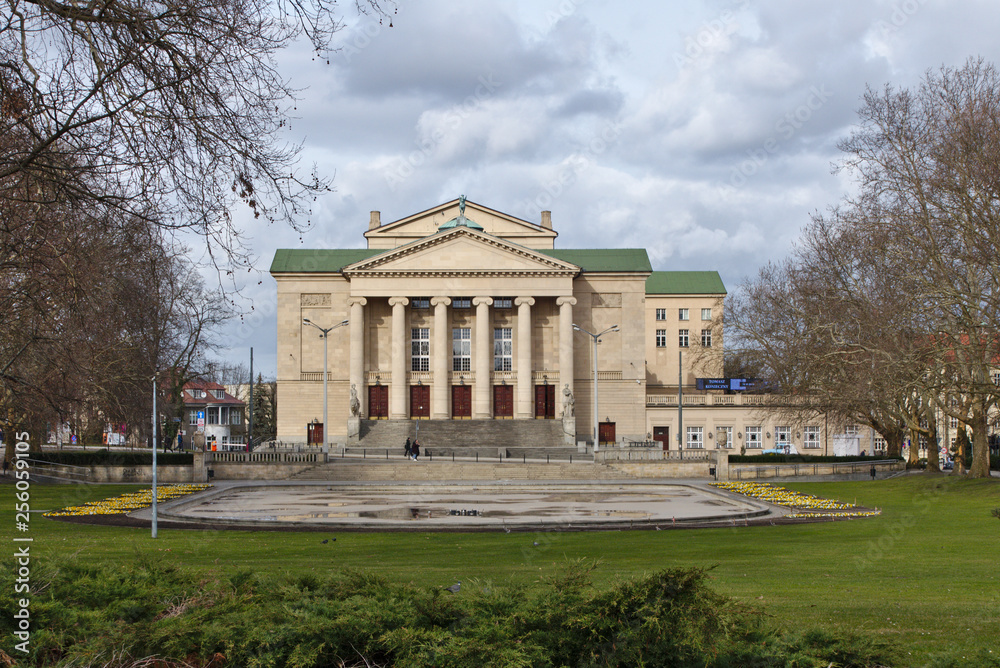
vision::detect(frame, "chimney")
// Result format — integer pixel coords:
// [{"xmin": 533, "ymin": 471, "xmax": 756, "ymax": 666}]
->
[
  {"xmin": 369, "ymin": 211, "xmax": 381, "ymax": 230},
  {"xmin": 540, "ymin": 210, "xmax": 552, "ymax": 229}
]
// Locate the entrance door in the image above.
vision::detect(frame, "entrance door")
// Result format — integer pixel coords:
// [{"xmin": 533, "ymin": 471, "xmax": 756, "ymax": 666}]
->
[
  {"xmin": 599, "ymin": 421, "xmax": 616, "ymax": 445},
  {"xmin": 452, "ymin": 385, "xmax": 472, "ymax": 418},
  {"xmin": 534, "ymin": 384, "xmax": 556, "ymax": 418},
  {"xmin": 410, "ymin": 385, "xmax": 430, "ymax": 419},
  {"xmin": 307, "ymin": 422, "xmax": 323, "ymax": 445},
  {"xmin": 368, "ymin": 385, "xmax": 388, "ymax": 419},
  {"xmin": 653, "ymin": 426, "xmax": 670, "ymax": 451},
  {"xmin": 493, "ymin": 385, "xmax": 513, "ymax": 418}
]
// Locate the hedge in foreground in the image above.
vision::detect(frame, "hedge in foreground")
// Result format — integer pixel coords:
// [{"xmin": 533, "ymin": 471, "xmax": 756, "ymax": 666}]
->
[{"xmin": 0, "ymin": 557, "xmax": 897, "ymax": 667}]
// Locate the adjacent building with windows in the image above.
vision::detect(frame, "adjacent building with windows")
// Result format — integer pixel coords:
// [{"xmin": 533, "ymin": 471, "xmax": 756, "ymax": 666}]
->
[
  {"xmin": 180, "ymin": 380, "xmax": 246, "ymax": 449},
  {"xmin": 270, "ymin": 199, "xmax": 840, "ymax": 453}
]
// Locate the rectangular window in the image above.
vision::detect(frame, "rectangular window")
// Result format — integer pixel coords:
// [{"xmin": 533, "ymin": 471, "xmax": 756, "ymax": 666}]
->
[
  {"xmin": 701, "ymin": 329, "xmax": 712, "ymax": 347},
  {"xmin": 452, "ymin": 297, "xmax": 471, "ymax": 309},
  {"xmin": 949, "ymin": 416, "xmax": 958, "ymax": 429},
  {"xmin": 189, "ymin": 409, "xmax": 198, "ymax": 425},
  {"xmin": 452, "ymin": 328, "xmax": 471, "ymax": 371},
  {"xmin": 701, "ymin": 308, "xmax": 712, "ymax": 320},
  {"xmin": 493, "ymin": 328, "xmax": 513, "ymax": 371},
  {"xmin": 775, "ymin": 426, "xmax": 791, "ymax": 444},
  {"xmin": 411, "ymin": 297, "xmax": 430, "ymax": 309},
  {"xmin": 214, "ymin": 389, "xmax": 225, "ymax": 399},
  {"xmin": 679, "ymin": 329, "xmax": 689, "ymax": 347},
  {"xmin": 493, "ymin": 297, "xmax": 512, "ymax": 309},
  {"xmin": 655, "ymin": 308, "xmax": 666, "ymax": 321},
  {"xmin": 207, "ymin": 407, "xmax": 220, "ymax": 425},
  {"xmin": 874, "ymin": 435, "xmax": 886, "ymax": 451},
  {"xmin": 804, "ymin": 426, "xmax": 821, "ymax": 449},
  {"xmin": 717, "ymin": 426, "xmax": 733, "ymax": 449},
  {"xmin": 678, "ymin": 308, "xmax": 689, "ymax": 321},
  {"xmin": 411, "ymin": 328, "xmax": 430, "ymax": 371},
  {"xmin": 845, "ymin": 424, "xmax": 859, "ymax": 436},
  {"xmin": 686, "ymin": 426, "xmax": 704, "ymax": 449},
  {"xmin": 746, "ymin": 426, "xmax": 762, "ymax": 447},
  {"xmin": 230, "ymin": 409, "xmax": 242, "ymax": 425},
  {"xmin": 656, "ymin": 329, "xmax": 667, "ymax": 347},
  {"xmin": 992, "ymin": 370, "xmax": 1000, "ymax": 386}
]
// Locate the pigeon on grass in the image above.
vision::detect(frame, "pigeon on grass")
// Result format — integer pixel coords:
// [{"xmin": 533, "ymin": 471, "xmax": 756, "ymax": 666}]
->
[{"xmin": 444, "ymin": 581, "xmax": 462, "ymax": 594}]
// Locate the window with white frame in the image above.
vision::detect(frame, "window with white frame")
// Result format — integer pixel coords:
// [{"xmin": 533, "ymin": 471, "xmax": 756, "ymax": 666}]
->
[
  {"xmin": 686, "ymin": 426, "xmax": 704, "ymax": 449},
  {"xmin": 214, "ymin": 389, "xmax": 225, "ymax": 399},
  {"xmin": 717, "ymin": 426, "xmax": 733, "ymax": 449},
  {"xmin": 702, "ymin": 307, "xmax": 712, "ymax": 320},
  {"xmin": 992, "ymin": 370, "xmax": 1000, "ymax": 386},
  {"xmin": 411, "ymin": 328, "xmax": 430, "ymax": 371},
  {"xmin": 189, "ymin": 409, "xmax": 198, "ymax": 425},
  {"xmin": 845, "ymin": 424, "xmax": 859, "ymax": 436},
  {"xmin": 656, "ymin": 308, "xmax": 666, "ymax": 321},
  {"xmin": 207, "ymin": 407, "xmax": 220, "ymax": 425},
  {"xmin": 656, "ymin": 329, "xmax": 667, "ymax": 347},
  {"xmin": 701, "ymin": 329, "xmax": 712, "ymax": 347},
  {"xmin": 804, "ymin": 426, "xmax": 821, "ymax": 448},
  {"xmin": 678, "ymin": 308, "xmax": 689, "ymax": 321},
  {"xmin": 494, "ymin": 328, "xmax": 512, "ymax": 371},
  {"xmin": 679, "ymin": 329, "xmax": 689, "ymax": 347},
  {"xmin": 453, "ymin": 328, "xmax": 471, "ymax": 371},
  {"xmin": 950, "ymin": 416, "xmax": 959, "ymax": 429},
  {"xmin": 874, "ymin": 434, "xmax": 886, "ymax": 451},
  {"xmin": 230, "ymin": 409, "xmax": 242, "ymax": 425},
  {"xmin": 746, "ymin": 426, "xmax": 762, "ymax": 447},
  {"xmin": 775, "ymin": 425, "xmax": 791, "ymax": 444}
]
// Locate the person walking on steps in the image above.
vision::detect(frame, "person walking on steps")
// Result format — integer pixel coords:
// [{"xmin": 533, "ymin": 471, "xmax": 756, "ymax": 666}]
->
[
  {"xmin": 404, "ymin": 437, "xmax": 412, "ymax": 459},
  {"xmin": 412, "ymin": 439, "xmax": 421, "ymax": 461}
]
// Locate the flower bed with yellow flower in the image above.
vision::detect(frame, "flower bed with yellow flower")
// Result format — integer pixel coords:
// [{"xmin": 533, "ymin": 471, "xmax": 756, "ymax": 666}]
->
[
  {"xmin": 710, "ymin": 482, "xmax": 880, "ymax": 518},
  {"xmin": 43, "ymin": 484, "xmax": 212, "ymax": 517}
]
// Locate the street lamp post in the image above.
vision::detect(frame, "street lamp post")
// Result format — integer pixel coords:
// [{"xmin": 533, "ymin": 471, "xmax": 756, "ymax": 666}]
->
[
  {"xmin": 303, "ymin": 318, "xmax": 349, "ymax": 449},
  {"xmin": 573, "ymin": 324, "xmax": 619, "ymax": 448}
]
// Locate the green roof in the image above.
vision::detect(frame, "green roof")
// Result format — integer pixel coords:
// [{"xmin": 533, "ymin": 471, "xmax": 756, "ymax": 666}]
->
[
  {"xmin": 540, "ymin": 249, "xmax": 652, "ymax": 273},
  {"xmin": 646, "ymin": 271, "xmax": 726, "ymax": 295},
  {"xmin": 270, "ymin": 249, "xmax": 383, "ymax": 273}
]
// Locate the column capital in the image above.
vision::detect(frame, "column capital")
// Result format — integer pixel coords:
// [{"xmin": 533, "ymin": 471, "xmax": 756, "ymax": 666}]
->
[
  {"xmin": 556, "ymin": 296, "xmax": 577, "ymax": 307},
  {"xmin": 431, "ymin": 296, "xmax": 452, "ymax": 307},
  {"xmin": 348, "ymin": 296, "xmax": 368, "ymax": 307},
  {"xmin": 515, "ymin": 297, "xmax": 536, "ymax": 307},
  {"xmin": 473, "ymin": 296, "xmax": 494, "ymax": 307},
  {"xmin": 388, "ymin": 297, "xmax": 409, "ymax": 307}
]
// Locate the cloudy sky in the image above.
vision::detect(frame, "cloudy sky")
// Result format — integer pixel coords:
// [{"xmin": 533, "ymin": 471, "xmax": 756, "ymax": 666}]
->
[{"xmin": 217, "ymin": 0, "xmax": 1000, "ymax": 377}]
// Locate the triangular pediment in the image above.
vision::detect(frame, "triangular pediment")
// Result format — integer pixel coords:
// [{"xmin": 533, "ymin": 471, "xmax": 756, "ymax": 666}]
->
[
  {"xmin": 364, "ymin": 199, "xmax": 557, "ymax": 250},
  {"xmin": 344, "ymin": 227, "xmax": 579, "ymax": 277}
]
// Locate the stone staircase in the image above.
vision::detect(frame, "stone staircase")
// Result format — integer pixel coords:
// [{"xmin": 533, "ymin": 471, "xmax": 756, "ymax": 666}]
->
[
  {"xmin": 359, "ymin": 419, "xmax": 570, "ymax": 452},
  {"xmin": 291, "ymin": 459, "xmax": 636, "ymax": 482}
]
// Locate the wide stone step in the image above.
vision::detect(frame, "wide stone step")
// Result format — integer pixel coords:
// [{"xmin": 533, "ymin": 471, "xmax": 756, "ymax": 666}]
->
[
  {"xmin": 291, "ymin": 460, "xmax": 634, "ymax": 482},
  {"xmin": 359, "ymin": 419, "xmax": 570, "ymax": 451}
]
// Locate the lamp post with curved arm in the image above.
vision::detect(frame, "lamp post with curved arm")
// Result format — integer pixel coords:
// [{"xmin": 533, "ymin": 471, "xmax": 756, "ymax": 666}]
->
[
  {"xmin": 572, "ymin": 323, "xmax": 619, "ymax": 449},
  {"xmin": 303, "ymin": 318, "xmax": 349, "ymax": 449}
]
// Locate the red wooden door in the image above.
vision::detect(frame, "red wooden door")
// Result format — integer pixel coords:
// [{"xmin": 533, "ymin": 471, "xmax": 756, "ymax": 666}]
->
[
  {"xmin": 599, "ymin": 421, "xmax": 616, "ymax": 445},
  {"xmin": 307, "ymin": 422, "xmax": 323, "ymax": 445},
  {"xmin": 368, "ymin": 385, "xmax": 388, "ymax": 419},
  {"xmin": 410, "ymin": 385, "xmax": 430, "ymax": 418},
  {"xmin": 534, "ymin": 385, "xmax": 556, "ymax": 418},
  {"xmin": 452, "ymin": 385, "xmax": 472, "ymax": 418},
  {"xmin": 653, "ymin": 426, "xmax": 670, "ymax": 451},
  {"xmin": 493, "ymin": 385, "xmax": 513, "ymax": 418}
]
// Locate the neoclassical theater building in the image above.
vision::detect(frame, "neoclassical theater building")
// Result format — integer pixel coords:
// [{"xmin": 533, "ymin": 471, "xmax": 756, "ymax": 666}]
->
[{"xmin": 271, "ymin": 198, "xmax": 855, "ymax": 454}]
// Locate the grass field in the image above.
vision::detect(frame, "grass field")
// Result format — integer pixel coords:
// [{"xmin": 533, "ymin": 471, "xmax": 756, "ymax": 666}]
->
[{"xmin": 3, "ymin": 474, "xmax": 999, "ymax": 665}]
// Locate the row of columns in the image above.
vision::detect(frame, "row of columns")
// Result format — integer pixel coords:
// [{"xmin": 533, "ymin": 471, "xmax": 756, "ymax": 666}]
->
[{"xmin": 345, "ymin": 295, "xmax": 578, "ymax": 419}]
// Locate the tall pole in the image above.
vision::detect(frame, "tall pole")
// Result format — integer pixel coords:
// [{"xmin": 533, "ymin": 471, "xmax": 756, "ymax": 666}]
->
[
  {"xmin": 678, "ymin": 350, "xmax": 683, "ymax": 453},
  {"xmin": 151, "ymin": 375, "xmax": 158, "ymax": 539},
  {"xmin": 303, "ymin": 319, "xmax": 348, "ymax": 450},
  {"xmin": 573, "ymin": 324, "xmax": 619, "ymax": 449},
  {"xmin": 248, "ymin": 347, "xmax": 254, "ymax": 452}
]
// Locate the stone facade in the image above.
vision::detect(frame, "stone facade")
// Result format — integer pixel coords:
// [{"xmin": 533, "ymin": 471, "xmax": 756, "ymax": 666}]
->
[{"xmin": 270, "ymin": 199, "xmax": 842, "ymax": 455}]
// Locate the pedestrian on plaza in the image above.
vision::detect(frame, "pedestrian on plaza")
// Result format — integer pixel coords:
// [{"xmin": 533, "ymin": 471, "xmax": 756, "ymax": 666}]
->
[
  {"xmin": 404, "ymin": 437, "xmax": 412, "ymax": 458},
  {"xmin": 412, "ymin": 439, "xmax": 421, "ymax": 461},
  {"xmin": 870, "ymin": 465, "xmax": 877, "ymax": 480}
]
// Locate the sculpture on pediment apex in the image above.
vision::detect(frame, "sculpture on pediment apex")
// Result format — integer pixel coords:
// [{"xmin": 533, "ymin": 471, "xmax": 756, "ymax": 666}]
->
[{"xmin": 458, "ymin": 194, "xmax": 467, "ymax": 216}]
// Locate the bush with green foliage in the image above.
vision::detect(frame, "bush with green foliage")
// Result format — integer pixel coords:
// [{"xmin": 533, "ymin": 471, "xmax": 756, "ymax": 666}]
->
[
  {"xmin": 29, "ymin": 449, "xmax": 193, "ymax": 467},
  {"xmin": 0, "ymin": 557, "xmax": 898, "ymax": 667}
]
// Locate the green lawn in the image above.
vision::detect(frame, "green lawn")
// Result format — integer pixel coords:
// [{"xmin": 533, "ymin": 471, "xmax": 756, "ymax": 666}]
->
[{"xmin": 3, "ymin": 475, "xmax": 999, "ymax": 665}]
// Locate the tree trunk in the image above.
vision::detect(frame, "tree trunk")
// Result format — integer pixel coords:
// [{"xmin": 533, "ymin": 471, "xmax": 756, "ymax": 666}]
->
[
  {"xmin": 925, "ymin": 421, "xmax": 941, "ymax": 473},
  {"xmin": 969, "ymin": 406, "xmax": 991, "ymax": 478},
  {"xmin": 907, "ymin": 428, "xmax": 920, "ymax": 467}
]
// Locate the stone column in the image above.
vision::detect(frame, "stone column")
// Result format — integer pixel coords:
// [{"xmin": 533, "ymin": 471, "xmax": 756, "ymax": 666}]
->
[
  {"xmin": 558, "ymin": 296, "xmax": 577, "ymax": 444},
  {"xmin": 473, "ymin": 296, "xmax": 493, "ymax": 418},
  {"xmin": 389, "ymin": 297, "xmax": 409, "ymax": 419},
  {"xmin": 348, "ymin": 297, "xmax": 367, "ymax": 407},
  {"xmin": 431, "ymin": 297, "xmax": 452, "ymax": 419},
  {"xmin": 515, "ymin": 297, "xmax": 535, "ymax": 419}
]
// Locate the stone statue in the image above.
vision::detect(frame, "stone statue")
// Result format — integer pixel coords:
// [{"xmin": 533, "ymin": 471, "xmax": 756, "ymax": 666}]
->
[
  {"xmin": 562, "ymin": 384, "xmax": 575, "ymax": 417},
  {"xmin": 350, "ymin": 383, "xmax": 360, "ymax": 417},
  {"xmin": 718, "ymin": 429, "xmax": 728, "ymax": 448}
]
